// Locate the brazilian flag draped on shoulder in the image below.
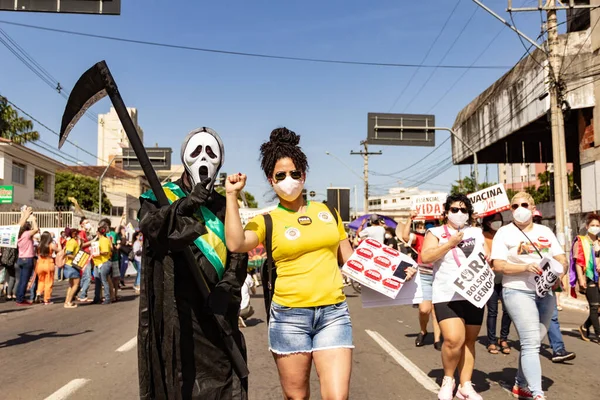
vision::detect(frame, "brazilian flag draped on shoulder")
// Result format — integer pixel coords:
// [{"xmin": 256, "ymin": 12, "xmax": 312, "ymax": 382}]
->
[{"xmin": 140, "ymin": 182, "xmax": 227, "ymax": 280}]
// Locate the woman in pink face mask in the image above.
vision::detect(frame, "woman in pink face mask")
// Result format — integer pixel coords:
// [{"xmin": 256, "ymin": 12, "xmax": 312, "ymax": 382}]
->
[{"xmin": 225, "ymin": 127, "xmax": 354, "ymax": 400}]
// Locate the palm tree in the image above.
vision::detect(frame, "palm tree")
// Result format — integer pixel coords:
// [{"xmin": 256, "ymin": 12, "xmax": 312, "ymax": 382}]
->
[{"xmin": 0, "ymin": 96, "xmax": 40, "ymax": 144}]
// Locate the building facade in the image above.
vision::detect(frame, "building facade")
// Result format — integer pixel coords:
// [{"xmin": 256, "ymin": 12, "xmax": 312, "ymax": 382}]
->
[
  {"xmin": 0, "ymin": 138, "xmax": 65, "ymax": 211},
  {"xmin": 97, "ymin": 107, "xmax": 143, "ymax": 166}
]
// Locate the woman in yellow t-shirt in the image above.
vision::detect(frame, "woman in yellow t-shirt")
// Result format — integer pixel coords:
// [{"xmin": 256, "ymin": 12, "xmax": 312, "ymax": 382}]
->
[
  {"xmin": 225, "ymin": 127, "xmax": 354, "ymax": 400},
  {"xmin": 63, "ymin": 228, "xmax": 82, "ymax": 309}
]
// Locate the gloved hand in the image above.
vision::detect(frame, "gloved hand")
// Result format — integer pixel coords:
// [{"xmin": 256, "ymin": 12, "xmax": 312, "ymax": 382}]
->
[{"xmin": 178, "ymin": 178, "xmax": 212, "ymax": 216}]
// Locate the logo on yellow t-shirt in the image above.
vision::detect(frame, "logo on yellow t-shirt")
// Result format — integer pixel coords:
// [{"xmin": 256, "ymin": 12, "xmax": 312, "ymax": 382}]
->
[
  {"xmin": 297, "ymin": 216, "xmax": 312, "ymax": 226},
  {"xmin": 285, "ymin": 227, "xmax": 301, "ymax": 240},
  {"xmin": 318, "ymin": 211, "xmax": 333, "ymax": 223}
]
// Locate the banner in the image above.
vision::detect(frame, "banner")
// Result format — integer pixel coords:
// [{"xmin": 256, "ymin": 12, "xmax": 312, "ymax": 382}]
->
[
  {"xmin": 411, "ymin": 193, "xmax": 447, "ymax": 220},
  {"xmin": 342, "ymin": 238, "xmax": 418, "ymax": 299},
  {"xmin": 467, "ymin": 184, "xmax": 510, "ymax": 218},
  {"xmin": 0, "ymin": 185, "xmax": 14, "ymax": 204},
  {"xmin": 239, "ymin": 205, "xmax": 278, "ymax": 227},
  {"xmin": 72, "ymin": 250, "xmax": 90, "ymax": 269},
  {"xmin": 361, "ymin": 269, "xmax": 424, "ymax": 308},
  {"xmin": 0, "ymin": 225, "xmax": 20, "ymax": 248},
  {"xmin": 529, "ymin": 256, "xmax": 564, "ymax": 298},
  {"xmin": 448, "ymin": 250, "xmax": 495, "ymax": 308}
]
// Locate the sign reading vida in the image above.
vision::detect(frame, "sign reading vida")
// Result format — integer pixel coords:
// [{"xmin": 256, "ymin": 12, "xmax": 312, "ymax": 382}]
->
[
  {"xmin": 467, "ymin": 184, "xmax": 510, "ymax": 218},
  {"xmin": 0, "ymin": 185, "xmax": 14, "ymax": 204},
  {"xmin": 449, "ymin": 251, "xmax": 495, "ymax": 308},
  {"xmin": 411, "ymin": 193, "xmax": 447, "ymax": 220}
]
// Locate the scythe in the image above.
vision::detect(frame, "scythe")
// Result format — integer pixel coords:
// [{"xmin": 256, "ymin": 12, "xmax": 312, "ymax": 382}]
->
[{"xmin": 59, "ymin": 61, "xmax": 249, "ymax": 381}]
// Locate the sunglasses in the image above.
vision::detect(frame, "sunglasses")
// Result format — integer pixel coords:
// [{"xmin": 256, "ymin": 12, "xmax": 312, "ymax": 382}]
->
[
  {"xmin": 274, "ymin": 170, "xmax": 302, "ymax": 182},
  {"xmin": 511, "ymin": 202, "xmax": 530, "ymax": 210},
  {"xmin": 449, "ymin": 207, "xmax": 468, "ymax": 214}
]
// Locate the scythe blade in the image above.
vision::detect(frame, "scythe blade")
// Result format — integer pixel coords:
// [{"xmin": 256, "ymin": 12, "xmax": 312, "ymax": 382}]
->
[{"xmin": 59, "ymin": 61, "xmax": 109, "ymax": 149}]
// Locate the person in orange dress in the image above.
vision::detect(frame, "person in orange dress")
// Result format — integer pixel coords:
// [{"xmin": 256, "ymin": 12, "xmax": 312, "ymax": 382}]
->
[{"xmin": 35, "ymin": 232, "xmax": 62, "ymax": 305}]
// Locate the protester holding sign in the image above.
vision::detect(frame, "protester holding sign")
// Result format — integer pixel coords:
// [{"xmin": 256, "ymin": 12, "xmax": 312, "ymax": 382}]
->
[
  {"xmin": 571, "ymin": 213, "xmax": 600, "ymax": 343},
  {"xmin": 397, "ymin": 211, "xmax": 441, "ymax": 350},
  {"xmin": 421, "ymin": 194, "xmax": 488, "ymax": 400},
  {"xmin": 225, "ymin": 128, "xmax": 355, "ymax": 400},
  {"xmin": 491, "ymin": 192, "xmax": 568, "ymax": 400},
  {"xmin": 482, "ymin": 213, "xmax": 512, "ymax": 355}
]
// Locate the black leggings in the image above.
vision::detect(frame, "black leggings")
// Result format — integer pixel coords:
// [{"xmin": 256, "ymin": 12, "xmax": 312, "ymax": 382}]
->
[{"xmin": 584, "ymin": 278, "xmax": 600, "ymax": 335}]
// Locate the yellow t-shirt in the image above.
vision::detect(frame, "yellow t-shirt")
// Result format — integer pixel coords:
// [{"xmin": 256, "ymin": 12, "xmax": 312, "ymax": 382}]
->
[
  {"xmin": 92, "ymin": 236, "xmax": 112, "ymax": 267},
  {"xmin": 65, "ymin": 238, "xmax": 80, "ymax": 265},
  {"xmin": 245, "ymin": 202, "xmax": 347, "ymax": 307}
]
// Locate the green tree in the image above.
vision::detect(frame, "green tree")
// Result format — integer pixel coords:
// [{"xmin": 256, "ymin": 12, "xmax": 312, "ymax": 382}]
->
[
  {"xmin": 0, "ymin": 96, "xmax": 40, "ymax": 144},
  {"xmin": 450, "ymin": 174, "xmax": 495, "ymax": 195},
  {"xmin": 215, "ymin": 187, "xmax": 259, "ymax": 208},
  {"xmin": 55, "ymin": 171, "xmax": 112, "ymax": 214}
]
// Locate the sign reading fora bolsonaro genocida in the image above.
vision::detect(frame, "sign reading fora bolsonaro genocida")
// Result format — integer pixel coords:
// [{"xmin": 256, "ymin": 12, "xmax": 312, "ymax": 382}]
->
[
  {"xmin": 467, "ymin": 184, "xmax": 510, "ymax": 218},
  {"xmin": 449, "ymin": 251, "xmax": 495, "ymax": 308},
  {"xmin": 411, "ymin": 193, "xmax": 447, "ymax": 221},
  {"xmin": 530, "ymin": 256, "xmax": 564, "ymax": 298},
  {"xmin": 342, "ymin": 238, "xmax": 418, "ymax": 299}
]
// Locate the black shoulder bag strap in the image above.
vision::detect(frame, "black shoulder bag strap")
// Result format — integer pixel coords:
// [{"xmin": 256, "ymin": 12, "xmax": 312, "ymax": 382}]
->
[
  {"xmin": 513, "ymin": 222, "xmax": 543, "ymax": 259},
  {"xmin": 264, "ymin": 213, "xmax": 274, "ymax": 291}
]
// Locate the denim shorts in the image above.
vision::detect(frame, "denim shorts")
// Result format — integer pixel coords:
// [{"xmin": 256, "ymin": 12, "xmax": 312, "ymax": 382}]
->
[
  {"xmin": 419, "ymin": 270, "xmax": 433, "ymax": 301},
  {"xmin": 269, "ymin": 300, "xmax": 354, "ymax": 355},
  {"xmin": 63, "ymin": 265, "xmax": 81, "ymax": 280}
]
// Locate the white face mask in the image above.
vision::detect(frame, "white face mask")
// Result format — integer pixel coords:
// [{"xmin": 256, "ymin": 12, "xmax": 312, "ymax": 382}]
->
[
  {"xmin": 385, "ymin": 234, "xmax": 392, "ymax": 239},
  {"xmin": 448, "ymin": 212, "xmax": 469, "ymax": 228},
  {"xmin": 182, "ymin": 129, "xmax": 223, "ymax": 189},
  {"xmin": 84, "ymin": 222, "xmax": 92, "ymax": 232},
  {"xmin": 489, "ymin": 221, "xmax": 503, "ymax": 231},
  {"xmin": 588, "ymin": 226, "xmax": 600, "ymax": 236},
  {"xmin": 513, "ymin": 207, "xmax": 532, "ymax": 224},
  {"xmin": 273, "ymin": 176, "xmax": 304, "ymax": 202}
]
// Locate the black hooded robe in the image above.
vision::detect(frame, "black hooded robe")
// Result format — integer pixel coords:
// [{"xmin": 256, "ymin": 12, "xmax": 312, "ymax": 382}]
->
[{"xmin": 137, "ymin": 178, "xmax": 248, "ymax": 400}]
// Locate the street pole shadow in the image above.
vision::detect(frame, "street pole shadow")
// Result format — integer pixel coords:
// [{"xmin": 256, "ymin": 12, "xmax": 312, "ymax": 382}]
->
[
  {"xmin": 0, "ymin": 329, "xmax": 93, "ymax": 349},
  {"xmin": 428, "ymin": 369, "xmax": 491, "ymax": 393},
  {"xmin": 0, "ymin": 308, "xmax": 27, "ymax": 316}
]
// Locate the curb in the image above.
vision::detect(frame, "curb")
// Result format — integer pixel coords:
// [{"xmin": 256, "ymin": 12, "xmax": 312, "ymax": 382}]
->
[{"xmin": 559, "ymin": 296, "xmax": 589, "ymax": 312}]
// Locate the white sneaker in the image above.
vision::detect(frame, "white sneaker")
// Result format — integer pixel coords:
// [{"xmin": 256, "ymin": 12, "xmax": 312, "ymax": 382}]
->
[
  {"xmin": 438, "ymin": 376, "xmax": 455, "ymax": 400},
  {"xmin": 456, "ymin": 381, "xmax": 482, "ymax": 400}
]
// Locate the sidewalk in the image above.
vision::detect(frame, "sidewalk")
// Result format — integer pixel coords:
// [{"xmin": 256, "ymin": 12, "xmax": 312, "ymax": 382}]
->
[{"xmin": 557, "ymin": 291, "xmax": 589, "ymax": 312}]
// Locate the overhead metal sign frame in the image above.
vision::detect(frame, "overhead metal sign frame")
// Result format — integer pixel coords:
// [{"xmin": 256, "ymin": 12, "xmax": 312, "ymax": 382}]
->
[
  {"xmin": 0, "ymin": 0, "xmax": 121, "ymax": 15},
  {"xmin": 367, "ymin": 112, "xmax": 436, "ymax": 147}
]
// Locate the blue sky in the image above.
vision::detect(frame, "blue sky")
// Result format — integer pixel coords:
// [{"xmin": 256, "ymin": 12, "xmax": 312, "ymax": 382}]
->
[{"xmin": 0, "ymin": 0, "xmax": 554, "ymax": 207}]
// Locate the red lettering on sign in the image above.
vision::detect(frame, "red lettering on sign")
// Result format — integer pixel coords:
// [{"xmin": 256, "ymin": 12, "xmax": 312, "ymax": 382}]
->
[{"xmin": 364, "ymin": 269, "xmax": 382, "ymax": 282}]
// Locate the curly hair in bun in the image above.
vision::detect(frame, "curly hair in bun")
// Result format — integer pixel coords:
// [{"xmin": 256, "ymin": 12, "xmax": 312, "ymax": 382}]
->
[{"xmin": 259, "ymin": 127, "xmax": 309, "ymax": 179}]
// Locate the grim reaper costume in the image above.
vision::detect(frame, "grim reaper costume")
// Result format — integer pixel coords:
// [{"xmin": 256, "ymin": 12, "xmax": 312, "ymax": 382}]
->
[{"xmin": 138, "ymin": 127, "xmax": 248, "ymax": 400}]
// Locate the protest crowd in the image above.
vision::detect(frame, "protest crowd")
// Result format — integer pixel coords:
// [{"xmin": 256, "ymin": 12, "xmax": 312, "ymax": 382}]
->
[
  {"xmin": 0, "ymin": 207, "xmax": 144, "ymax": 308},
  {"xmin": 0, "ymin": 126, "xmax": 598, "ymax": 400}
]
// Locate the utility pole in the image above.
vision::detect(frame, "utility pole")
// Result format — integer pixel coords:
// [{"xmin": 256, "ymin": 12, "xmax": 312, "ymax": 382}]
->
[
  {"xmin": 351, "ymin": 141, "xmax": 382, "ymax": 214},
  {"xmin": 474, "ymin": 0, "xmax": 598, "ymax": 247}
]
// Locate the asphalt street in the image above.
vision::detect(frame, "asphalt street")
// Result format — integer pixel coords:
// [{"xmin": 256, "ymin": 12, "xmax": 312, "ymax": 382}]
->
[{"xmin": 0, "ymin": 280, "xmax": 598, "ymax": 399}]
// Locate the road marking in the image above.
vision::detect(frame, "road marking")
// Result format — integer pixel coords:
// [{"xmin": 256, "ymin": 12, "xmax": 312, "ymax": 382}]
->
[
  {"xmin": 44, "ymin": 379, "xmax": 90, "ymax": 400},
  {"xmin": 116, "ymin": 336, "xmax": 137, "ymax": 352},
  {"xmin": 365, "ymin": 329, "xmax": 439, "ymax": 394}
]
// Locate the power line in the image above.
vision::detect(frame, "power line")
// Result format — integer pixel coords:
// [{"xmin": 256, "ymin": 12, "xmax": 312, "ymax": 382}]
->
[
  {"xmin": 387, "ymin": 0, "xmax": 464, "ymax": 112},
  {"xmin": 403, "ymin": 4, "xmax": 479, "ymax": 112},
  {"xmin": 0, "ymin": 27, "xmax": 99, "ymax": 123},
  {"xmin": 3, "ymin": 97, "xmax": 110, "ymax": 165},
  {"xmin": 0, "ymin": 19, "xmax": 514, "ymax": 71}
]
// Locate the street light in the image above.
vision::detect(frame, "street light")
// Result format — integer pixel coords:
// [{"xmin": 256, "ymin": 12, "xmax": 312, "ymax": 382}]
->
[{"xmin": 325, "ymin": 151, "xmax": 361, "ymax": 214}]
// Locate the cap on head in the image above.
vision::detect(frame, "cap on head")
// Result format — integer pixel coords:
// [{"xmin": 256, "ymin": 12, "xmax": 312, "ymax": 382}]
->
[
  {"xmin": 370, "ymin": 214, "xmax": 380, "ymax": 224},
  {"xmin": 533, "ymin": 210, "xmax": 542, "ymax": 217}
]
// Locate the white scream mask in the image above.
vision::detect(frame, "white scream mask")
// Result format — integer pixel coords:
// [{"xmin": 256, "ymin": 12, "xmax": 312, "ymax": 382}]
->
[{"xmin": 181, "ymin": 127, "xmax": 224, "ymax": 190}]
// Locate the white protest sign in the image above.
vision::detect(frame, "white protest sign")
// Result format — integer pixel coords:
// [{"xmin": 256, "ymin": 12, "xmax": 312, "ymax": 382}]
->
[
  {"xmin": 90, "ymin": 241, "xmax": 100, "ymax": 257},
  {"xmin": 467, "ymin": 184, "xmax": 510, "ymax": 218},
  {"xmin": 361, "ymin": 269, "xmax": 424, "ymax": 308},
  {"xmin": 0, "ymin": 225, "xmax": 20, "ymax": 248},
  {"xmin": 529, "ymin": 256, "xmax": 564, "ymax": 298},
  {"xmin": 411, "ymin": 193, "xmax": 446, "ymax": 221},
  {"xmin": 342, "ymin": 238, "xmax": 418, "ymax": 299},
  {"xmin": 449, "ymin": 250, "xmax": 495, "ymax": 308}
]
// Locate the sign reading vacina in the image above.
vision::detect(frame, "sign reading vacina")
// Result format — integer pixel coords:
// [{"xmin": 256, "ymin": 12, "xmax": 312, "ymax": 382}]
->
[
  {"xmin": 0, "ymin": 0, "xmax": 121, "ymax": 15},
  {"xmin": 367, "ymin": 113, "xmax": 436, "ymax": 147}
]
